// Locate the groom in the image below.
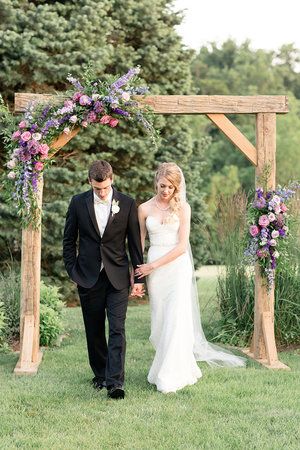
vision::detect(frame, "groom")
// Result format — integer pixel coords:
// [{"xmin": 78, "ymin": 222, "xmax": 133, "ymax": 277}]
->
[{"xmin": 63, "ymin": 160, "xmax": 145, "ymax": 399}]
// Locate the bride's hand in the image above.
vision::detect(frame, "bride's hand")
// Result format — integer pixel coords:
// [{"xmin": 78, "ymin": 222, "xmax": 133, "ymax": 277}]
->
[{"xmin": 135, "ymin": 263, "xmax": 154, "ymax": 278}]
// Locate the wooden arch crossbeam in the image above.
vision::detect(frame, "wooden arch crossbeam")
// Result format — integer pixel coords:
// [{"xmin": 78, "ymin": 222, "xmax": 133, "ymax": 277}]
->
[{"xmin": 13, "ymin": 94, "xmax": 289, "ymax": 374}]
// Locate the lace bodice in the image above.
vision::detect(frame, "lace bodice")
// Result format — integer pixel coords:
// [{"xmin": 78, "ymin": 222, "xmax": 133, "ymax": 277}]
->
[{"xmin": 146, "ymin": 215, "xmax": 180, "ymax": 247}]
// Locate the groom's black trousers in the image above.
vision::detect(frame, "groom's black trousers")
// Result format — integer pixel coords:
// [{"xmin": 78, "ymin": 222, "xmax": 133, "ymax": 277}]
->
[{"xmin": 77, "ymin": 269, "xmax": 128, "ymax": 388}]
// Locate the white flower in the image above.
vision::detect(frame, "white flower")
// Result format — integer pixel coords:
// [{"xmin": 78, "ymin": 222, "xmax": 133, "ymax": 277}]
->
[
  {"xmin": 69, "ymin": 115, "xmax": 78, "ymax": 123},
  {"xmin": 7, "ymin": 158, "xmax": 17, "ymax": 169},
  {"xmin": 7, "ymin": 171, "xmax": 16, "ymax": 179},
  {"xmin": 268, "ymin": 213, "xmax": 276, "ymax": 222},
  {"xmin": 32, "ymin": 132, "xmax": 42, "ymax": 141},
  {"xmin": 111, "ymin": 199, "xmax": 120, "ymax": 215},
  {"xmin": 274, "ymin": 206, "xmax": 281, "ymax": 214},
  {"xmin": 92, "ymin": 94, "xmax": 100, "ymax": 101},
  {"xmin": 122, "ymin": 92, "xmax": 131, "ymax": 101},
  {"xmin": 273, "ymin": 250, "xmax": 280, "ymax": 258},
  {"xmin": 283, "ymin": 225, "xmax": 289, "ymax": 232},
  {"xmin": 269, "ymin": 239, "xmax": 277, "ymax": 246},
  {"xmin": 260, "ymin": 239, "xmax": 268, "ymax": 246},
  {"xmin": 63, "ymin": 127, "xmax": 70, "ymax": 135},
  {"xmin": 272, "ymin": 195, "xmax": 281, "ymax": 204},
  {"xmin": 271, "ymin": 230, "xmax": 279, "ymax": 238}
]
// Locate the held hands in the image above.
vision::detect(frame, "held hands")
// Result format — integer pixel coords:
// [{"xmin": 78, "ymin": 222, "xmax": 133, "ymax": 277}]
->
[
  {"xmin": 130, "ymin": 283, "xmax": 145, "ymax": 298},
  {"xmin": 135, "ymin": 263, "xmax": 155, "ymax": 278}
]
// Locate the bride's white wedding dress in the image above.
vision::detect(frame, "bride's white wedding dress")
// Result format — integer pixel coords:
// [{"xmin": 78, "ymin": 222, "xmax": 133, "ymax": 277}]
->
[{"xmin": 146, "ymin": 214, "xmax": 245, "ymax": 394}]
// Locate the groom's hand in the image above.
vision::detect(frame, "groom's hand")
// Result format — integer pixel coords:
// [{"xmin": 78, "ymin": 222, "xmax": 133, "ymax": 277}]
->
[{"xmin": 130, "ymin": 283, "xmax": 145, "ymax": 298}]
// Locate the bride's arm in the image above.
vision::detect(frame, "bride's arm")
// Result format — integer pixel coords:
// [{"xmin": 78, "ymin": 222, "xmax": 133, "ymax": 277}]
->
[
  {"xmin": 138, "ymin": 204, "xmax": 147, "ymax": 253},
  {"xmin": 136, "ymin": 203, "xmax": 191, "ymax": 278}
]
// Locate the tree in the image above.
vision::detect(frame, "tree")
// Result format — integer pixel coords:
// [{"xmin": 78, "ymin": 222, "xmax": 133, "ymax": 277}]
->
[{"xmin": 0, "ymin": 0, "xmax": 208, "ymax": 298}]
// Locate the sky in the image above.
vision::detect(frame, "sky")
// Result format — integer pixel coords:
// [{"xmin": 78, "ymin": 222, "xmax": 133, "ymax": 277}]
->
[{"xmin": 173, "ymin": 0, "xmax": 300, "ymax": 52}]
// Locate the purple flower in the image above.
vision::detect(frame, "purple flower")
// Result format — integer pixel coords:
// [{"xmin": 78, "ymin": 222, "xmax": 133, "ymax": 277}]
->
[
  {"xmin": 254, "ymin": 197, "xmax": 266, "ymax": 209},
  {"xmin": 112, "ymin": 107, "xmax": 130, "ymax": 117},
  {"xmin": 110, "ymin": 67, "xmax": 140, "ymax": 90},
  {"xmin": 78, "ymin": 95, "xmax": 91, "ymax": 106}
]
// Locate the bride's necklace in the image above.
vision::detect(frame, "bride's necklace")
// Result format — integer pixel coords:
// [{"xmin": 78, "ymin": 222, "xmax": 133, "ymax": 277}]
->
[{"xmin": 155, "ymin": 197, "xmax": 170, "ymax": 211}]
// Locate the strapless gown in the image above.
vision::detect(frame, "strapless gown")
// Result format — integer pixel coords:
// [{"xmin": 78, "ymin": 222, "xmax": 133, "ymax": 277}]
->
[{"xmin": 146, "ymin": 215, "xmax": 202, "ymax": 393}]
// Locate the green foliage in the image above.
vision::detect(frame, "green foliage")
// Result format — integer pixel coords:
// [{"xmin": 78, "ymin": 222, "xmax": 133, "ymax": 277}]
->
[
  {"xmin": 0, "ymin": 302, "xmax": 7, "ymax": 349},
  {"xmin": 0, "ymin": 268, "xmax": 65, "ymax": 349},
  {"xmin": 40, "ymin": 304, "xmax": 63, "ymax": 347},
  {"xmin": 0, "ymin": 267, "xmax": 20, "ymax": 344}
]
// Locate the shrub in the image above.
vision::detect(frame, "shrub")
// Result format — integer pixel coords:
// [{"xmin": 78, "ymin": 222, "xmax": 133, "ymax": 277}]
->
[
  {"xmin": 40, "ymin": 304, "xmax": 63, "ymax": 347},
  {"xmin": 0, "ymin": 267, "xmax": 65, "ymax": 349}
]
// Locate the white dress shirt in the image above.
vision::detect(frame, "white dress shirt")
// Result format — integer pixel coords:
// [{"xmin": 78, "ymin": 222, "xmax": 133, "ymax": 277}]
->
[
  {"xmin": 93, "ymin": 188, "xmax": 113, "ymax": 237},
  {"xmin": 94, "ymin": 189, "xmax": 113, "ymax": 272}
]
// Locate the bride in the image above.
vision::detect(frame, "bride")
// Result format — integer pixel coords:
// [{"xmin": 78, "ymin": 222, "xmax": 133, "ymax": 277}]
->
[{"xmin": 136, "ymin": 162, "xmax": 246, "ymax": 394}]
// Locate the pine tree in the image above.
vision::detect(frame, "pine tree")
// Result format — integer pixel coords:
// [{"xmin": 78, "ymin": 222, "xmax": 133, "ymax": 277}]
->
[{"xmin": 0, "ymin": 0, "xmax": 208, "ymax": 298}]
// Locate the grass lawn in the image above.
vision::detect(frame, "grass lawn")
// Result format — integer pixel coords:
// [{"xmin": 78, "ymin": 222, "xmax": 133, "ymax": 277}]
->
[{"xmin": 0, "ymin": 277, "xmax": 299, "ymax": 449}]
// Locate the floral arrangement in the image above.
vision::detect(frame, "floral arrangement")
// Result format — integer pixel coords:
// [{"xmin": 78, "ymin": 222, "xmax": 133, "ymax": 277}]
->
[
  {"xmin": 2, "ymin": 66, "xmax": 156, "ymax": 227},
  {"xmin": 244, "ymin": 182, "xmax": 299, "ymax": 290}
]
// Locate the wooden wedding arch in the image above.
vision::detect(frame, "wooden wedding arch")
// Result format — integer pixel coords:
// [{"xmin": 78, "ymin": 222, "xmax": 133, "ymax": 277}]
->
[{"xmin": 13, "ymin": 93, "xmax": 290, "ymax": 375}]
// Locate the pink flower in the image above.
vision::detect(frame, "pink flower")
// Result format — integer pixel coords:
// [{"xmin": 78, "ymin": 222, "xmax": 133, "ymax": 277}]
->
[
  {"xmin": 79, "ymin": 95, "xmax": 91, "ymax": 106},
  {"xmin": 7, "ymin": 171, "xmax": 16, "ymax": 179},
  {"xmin": 72, "ymin": 92, "xmax": 82, "ymax": 102},
  {"xmin": 21, "ymin": 131, "xmax": 32, "ymax": 142},
  {"xmin": 269, "ymin": 239, "xmax": 277, "ymax": 246},
  {"xmin": 249, "ymin": 225, "xmax": 259, "ymax": 237},
  {"xmin": 34, "ymin": 161, "xmax": 44, "ymax": 171},
  {"xmin": 12, "ymin": 130, "xmax": 21, "ymax": 140},
  {"xmin": 271, "ymin": 230, "xmax": 279, "ymax": 239},
  {"xmin": 100, "ymin": 115, "xmax": 112, "ymax": 125},
  {"xmin": 280, "ymin": 203, "xmax": 288, "ymax": 212},
  {"xmin": 39, "ymin": 144, "xmax": 49, "ymax": 159},
  {"xmin": 258, "ymin": 215, "xmax": 270, "ymax": 227},
  {"xmin": 81, "ymin": 121, "xmax": 88, "ymax": 128},
  {"xmin": 268, "ymin": 212, "xmax": 276, "ymax": 222},
  {"xmin": 256, "ymin": 249, "xmax": 267, "ymax": 258},
  {"xmin": 274, "ymin": 206, "xmax": 281, "ymax": 214},
  {"xmin": 87, "ymin": 111, "xmax": 97, "ymax": 123},
  {"xmin": 64, "ymin": 100, "xmax": 74, "ymax": 109},
  {"xmin": 109, "ymin": 118, "xmax": 119, "ymax": 128},
  {"xmin": 63, "ymin": 127, "xmax": 70, "ymax": 135},
  {"xmin": 18, "ymin": 120, "xmax": 27, "ymax": 129}
]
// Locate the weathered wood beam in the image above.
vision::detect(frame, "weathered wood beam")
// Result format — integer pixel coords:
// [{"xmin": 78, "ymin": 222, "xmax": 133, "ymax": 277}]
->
[
  {"xmin": 206, "ymin": 113, "xmax": 257, "ymax": 166},
  {"xmin": 14, "ymin": 93, "xmax": 289, "ymax": 114}
]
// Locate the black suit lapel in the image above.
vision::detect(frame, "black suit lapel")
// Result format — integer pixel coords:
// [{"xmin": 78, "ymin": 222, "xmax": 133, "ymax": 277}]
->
[
  {"xmin": 103, "ymin": 187, "xmax": 120, "ymax": 237},
  {"xmin": 86, "ymin": 189, "xmax": 101, "ymax": 237}
]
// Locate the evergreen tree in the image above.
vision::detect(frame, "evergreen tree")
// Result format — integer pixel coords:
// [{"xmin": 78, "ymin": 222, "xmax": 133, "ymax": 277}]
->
[{"xmin": 0, "ymin": 0, "xmax": 208, "ymax": 298}]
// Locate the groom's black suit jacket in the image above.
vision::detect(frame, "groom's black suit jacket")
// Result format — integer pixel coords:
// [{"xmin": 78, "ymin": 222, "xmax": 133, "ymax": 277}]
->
[{"xmin": 63, "ymin": 187, "xmax": 144, "ymax": 290}]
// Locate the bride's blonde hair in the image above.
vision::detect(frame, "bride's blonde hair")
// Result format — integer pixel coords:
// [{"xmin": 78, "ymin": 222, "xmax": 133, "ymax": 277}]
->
[{"xmin": 155, "ymin": 162, "xmax": 183, "ymax": 215}]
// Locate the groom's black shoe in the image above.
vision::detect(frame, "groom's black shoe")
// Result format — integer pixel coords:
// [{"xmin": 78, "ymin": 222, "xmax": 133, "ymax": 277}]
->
[
  {"xmin": 92, "ymin": 377, "xmax": 106, "ymax": 390},
  {"xmin": 107, "ymin": 386, "xmax": 125, "ymax": 399}
]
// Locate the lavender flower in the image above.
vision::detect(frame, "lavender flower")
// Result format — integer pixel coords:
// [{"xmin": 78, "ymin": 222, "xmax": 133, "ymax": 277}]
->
[
  {"xmin": 110, "ymin": 67, "xmax": 141, "ymax": 90},
  {"xmin": 67, "ymin": 74, "xmax": 83, "ymax": 90}
]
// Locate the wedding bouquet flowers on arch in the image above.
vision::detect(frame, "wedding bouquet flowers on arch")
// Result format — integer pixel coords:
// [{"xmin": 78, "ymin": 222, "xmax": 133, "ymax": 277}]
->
[
  {"xmin": 244, "ymin": 181, "xmax": 300, "ymax": 290},
  {"xmin": 2, "ymin": 66, "xmax": 157, "ymax": 228}
]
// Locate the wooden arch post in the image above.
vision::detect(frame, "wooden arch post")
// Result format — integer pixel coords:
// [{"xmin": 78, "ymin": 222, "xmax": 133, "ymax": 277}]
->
[{"xmin": 14, "ymin": 93, "xmax": 289, "ymax": 374}]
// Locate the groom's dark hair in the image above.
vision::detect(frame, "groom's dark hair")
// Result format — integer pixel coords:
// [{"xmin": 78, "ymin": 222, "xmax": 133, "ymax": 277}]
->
[{"xmin": 88, "ymin": 160, "xmax": 113, "ymax": 182}]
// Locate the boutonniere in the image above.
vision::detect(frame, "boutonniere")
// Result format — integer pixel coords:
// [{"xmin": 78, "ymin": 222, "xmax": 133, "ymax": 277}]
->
[{"xmin": 111, "ymin": 199, "xmax": 120, "ymax": 216}]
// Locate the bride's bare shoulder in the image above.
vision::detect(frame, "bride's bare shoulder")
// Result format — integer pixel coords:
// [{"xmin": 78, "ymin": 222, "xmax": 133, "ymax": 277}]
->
[{"xmin": 138, "ymin": 198, "xmax": 155, "ymax": 216}]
